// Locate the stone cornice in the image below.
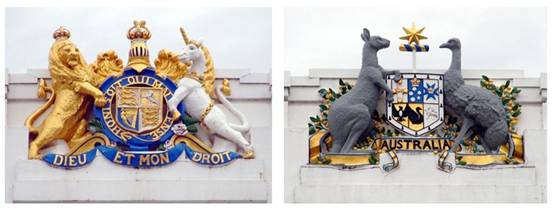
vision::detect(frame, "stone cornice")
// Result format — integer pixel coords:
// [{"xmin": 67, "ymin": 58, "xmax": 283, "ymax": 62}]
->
[
  {"xmin": 7, "ymin": 69, "xmax": 271, "ymax": 101},
  {"xmin": 285, "ymin": 69, "xmax": 547, "ymax": 103}
]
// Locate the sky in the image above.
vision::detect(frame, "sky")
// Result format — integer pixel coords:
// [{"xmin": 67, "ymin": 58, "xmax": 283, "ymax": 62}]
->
[
  {"xmin": 5, "ymin": 7, "xmax": 272, "ymax": 74},
  {"xmin": 285, "ymin": 7, "xmax": 546, "ymax": 77}
]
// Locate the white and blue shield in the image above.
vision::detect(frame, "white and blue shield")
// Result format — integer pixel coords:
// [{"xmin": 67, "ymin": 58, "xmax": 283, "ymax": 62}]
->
[{"xmin": 386, "ymin": 73, "xmax": 444, "ymax": 136}]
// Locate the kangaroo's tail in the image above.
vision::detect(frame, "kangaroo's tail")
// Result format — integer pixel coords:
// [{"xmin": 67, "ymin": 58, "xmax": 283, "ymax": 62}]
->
[
  {"xmin": 215, "ymin": 84, "xmax": 251, "ymax": 134},
  {"xmin": 25, "ymin": 79, "xmax": 55, "ymax": 134}
]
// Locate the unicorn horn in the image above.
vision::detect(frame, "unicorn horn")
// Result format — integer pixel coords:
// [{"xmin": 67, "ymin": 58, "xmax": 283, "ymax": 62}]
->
[{"xmin": 180, "ymin": 27, "xmax": 191, "ymax": 44}]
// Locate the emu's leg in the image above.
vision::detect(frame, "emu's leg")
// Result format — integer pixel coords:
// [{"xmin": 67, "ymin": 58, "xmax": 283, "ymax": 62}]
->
[
  {"xmin": 480, "ymin": 136, "xmax": 493, "ymax": 153},
  {"xmin": 449, "ymin": 117, "xmax": 474, "ymax": 153}
]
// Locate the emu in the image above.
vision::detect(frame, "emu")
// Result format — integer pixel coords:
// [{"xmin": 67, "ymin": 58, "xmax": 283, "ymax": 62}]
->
[{"xmin": 440, "ymin": 38, "xmax": 514, "ymax": 158}]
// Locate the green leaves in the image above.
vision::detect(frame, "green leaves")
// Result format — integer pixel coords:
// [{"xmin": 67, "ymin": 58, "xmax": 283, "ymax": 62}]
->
[
  {"xmin": 318, "ymin": 88, "xmax": 328, "ymax": 98},
  {"xmin": 187, "ymin": 125, "xmax": 198, "ymax": 133},
  {"xmin": 182, "ymin": 115, "xmax": 198, "ymax": 125},
  {"xmin": 368, "ymin": 154, "xmax": 378, "ymax": 165},
  {"xmin": 319, "ymin": 104, "xmax": 328, "ymax": 111},
  {"xmin": 182, "ymin": 115, "xmax": 199, "ymax": 133},
  {"xmin": 479, "ymin": 75, "xmax": 522, "ymax": 138},
  {"xmin": 512, "ymin": 110, "xmax": 521, "ymax": 117},
  {"xmin": 494, "ymin": 88, "xmax": 502, "ymax": 97},
  {"xmin": 456, "ymin": 155, "xmax": 467, "ymax": 165},
  {"xmin": 87, "ymin": 118, "xmax": 104, "ymax": 133},
  {"xmin": 308, "ymin": 123, "xmax": 316, "ymax": 135},
  {"xmin": 307, "ymin": 79, "xmax": 355, "ymax": 136},
  {"xmin": 309, "ymin": 115, "xmax": 320, "ymax": 122}
]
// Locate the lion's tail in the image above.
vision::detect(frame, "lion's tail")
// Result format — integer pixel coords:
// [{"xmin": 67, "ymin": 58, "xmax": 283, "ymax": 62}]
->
[
  {"xmin": 25, "ymin": 79, "xmax": 55, "ymax": 134},
  {"xmin": 215, "ymin": 83, "xmax": 251, "ymax": 134}
]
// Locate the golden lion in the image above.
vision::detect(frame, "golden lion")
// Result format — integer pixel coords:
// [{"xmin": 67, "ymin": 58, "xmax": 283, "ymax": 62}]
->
[{"xmin": 25, "ymin": 29, "xmax": 108, "ymax": 159}]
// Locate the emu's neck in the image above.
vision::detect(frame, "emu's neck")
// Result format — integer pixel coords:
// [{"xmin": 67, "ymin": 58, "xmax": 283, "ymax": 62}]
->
[
  {"xmin": 362, "ymin": 47, "xmax": 379, "ymax": 67},
  {"xmin": 448, "ymin": 49, "xmax": 461, "ymax": 70},
  {"xmin": 190, "ymin": 52, "xmax": 206, "ymax": 74}
]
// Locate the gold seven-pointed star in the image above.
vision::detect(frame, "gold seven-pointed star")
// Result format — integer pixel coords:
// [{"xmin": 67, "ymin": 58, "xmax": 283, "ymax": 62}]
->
[{"xmin": 400, "ymin": 23, "xmax": 427, "ymax": 45}]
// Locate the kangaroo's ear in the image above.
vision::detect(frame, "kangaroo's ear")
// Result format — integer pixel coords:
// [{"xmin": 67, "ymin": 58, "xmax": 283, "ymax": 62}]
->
[
  {"xmin": 361, "ymin": 28, "xmax": 370, "ymax": 42},
  {"xmin": 363, "ymin": 28, "xmax": 370, "ymax": 38},
  {"xmin": 361, "ymin": 33, "xmax": 368, "ymax": 42}
]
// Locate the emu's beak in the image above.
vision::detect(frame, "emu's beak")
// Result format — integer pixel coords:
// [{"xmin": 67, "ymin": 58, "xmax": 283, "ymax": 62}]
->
[{"xmin": 439, "ymin": 43, "xmax": 448, "ymax": 48}]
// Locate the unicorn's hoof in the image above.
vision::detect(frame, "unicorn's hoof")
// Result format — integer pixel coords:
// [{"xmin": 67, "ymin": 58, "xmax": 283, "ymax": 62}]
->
[{"xmin": 242, "ymin": 149, "xmax": 255, "ymax": 159}]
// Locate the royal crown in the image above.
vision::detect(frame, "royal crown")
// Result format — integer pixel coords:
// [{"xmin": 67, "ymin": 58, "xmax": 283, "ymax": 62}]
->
[
  {"xmin": 53, "ymin": 26, "xmax": 71, "ymax": 40},
  {"xmin": 127, "ymin": 20, "xmax": 151, "ymax": 40}
]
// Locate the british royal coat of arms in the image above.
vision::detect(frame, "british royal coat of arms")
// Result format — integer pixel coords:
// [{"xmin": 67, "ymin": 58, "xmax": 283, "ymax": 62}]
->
[{"xmin": 25, "ymin": 20, "xmax": 254, "ymax": 169}]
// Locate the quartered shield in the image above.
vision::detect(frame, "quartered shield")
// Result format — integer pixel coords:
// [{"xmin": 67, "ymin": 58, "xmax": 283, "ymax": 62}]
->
[
  {"xmin": 116, "ymin": 87, "xmax": 163, "ymax": 133},
  {"xmin": 386, "ymin": 73, "xmax": 444, "ymax": 136}
]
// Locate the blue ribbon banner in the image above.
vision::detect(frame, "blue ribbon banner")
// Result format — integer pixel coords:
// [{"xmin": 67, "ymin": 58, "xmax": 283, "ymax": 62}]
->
[
  {"xmin": 41, "ymin": 143, "xmax": 243, "ymax": 168},
  {"xmin": 183, "ymin": 145, "xmax": 242, "ymax": 166},
  {"xmin": 97, "ymin": 144, "xmax": 185, "ymax": 168},
  {"xmin": 42, "ymin": 148, "xmax": 97, "ymax": 168}
]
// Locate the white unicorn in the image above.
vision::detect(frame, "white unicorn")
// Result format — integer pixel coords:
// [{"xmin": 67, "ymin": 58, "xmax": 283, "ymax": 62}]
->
[{"xmin": 168, "ymin": 28, "xmax": 254, "ymax": 159}]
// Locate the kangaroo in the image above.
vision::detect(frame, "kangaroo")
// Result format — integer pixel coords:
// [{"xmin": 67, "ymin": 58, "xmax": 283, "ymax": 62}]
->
[{"xmin": 327, "ymin": 28, "xmax": 400, "ymax": 153}]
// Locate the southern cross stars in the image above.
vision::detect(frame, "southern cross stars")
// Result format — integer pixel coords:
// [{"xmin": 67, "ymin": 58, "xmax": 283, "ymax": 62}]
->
[
  {"xmin": 424, "ymin": 82, "xmax": 439, "ymax": 101},
  {"xmin": 400, "ymin": 23, "xmax": 427, "ymax": 45}
]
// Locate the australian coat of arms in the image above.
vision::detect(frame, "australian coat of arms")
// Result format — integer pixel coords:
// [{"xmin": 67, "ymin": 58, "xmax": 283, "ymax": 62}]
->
[
  {"xmin": 25, "ymin": 20, "xmax": 255, "ymax": 169},
  {"xmin": 308, "ymin": 24, "xmax": 524, "ymax": 173}
]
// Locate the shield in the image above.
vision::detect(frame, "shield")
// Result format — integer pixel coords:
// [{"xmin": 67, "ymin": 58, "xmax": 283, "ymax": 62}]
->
[
  {"xmin": 386, "ymin": 73, "xmax": 444, "ymax": 136},
  {"xmin": 116, "ymin": 86, "xmax": 163, "ymax": 133}
]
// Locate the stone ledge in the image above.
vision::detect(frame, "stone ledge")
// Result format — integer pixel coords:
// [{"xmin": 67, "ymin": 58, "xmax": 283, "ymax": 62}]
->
[
  {"xmin": 300, "ymin": 158, "xmax": 537, "ymax": 186},
  {"xmin": 293, "ymin": 184, "xmax": 545, "ymax": 203},
  {"xmin": 13, "ymin": 179, "xmax": 267, "ymax": 203},
  {"xmin": 12, "ymin": 158, "xmax": 267, "ymax": 203},
  {"xmin": 15, "ymin": 158, "xmax": 265, "ymax": 181}
]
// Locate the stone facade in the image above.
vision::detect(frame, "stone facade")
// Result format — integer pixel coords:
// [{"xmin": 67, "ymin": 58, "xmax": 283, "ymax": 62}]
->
[
  {"xmin": 285, "ymin": 69, "xmax": 547, "ymax": 203},
  {"xmin": 5, "ymin": 69, "xmax": 272, "ymax": 203}
]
